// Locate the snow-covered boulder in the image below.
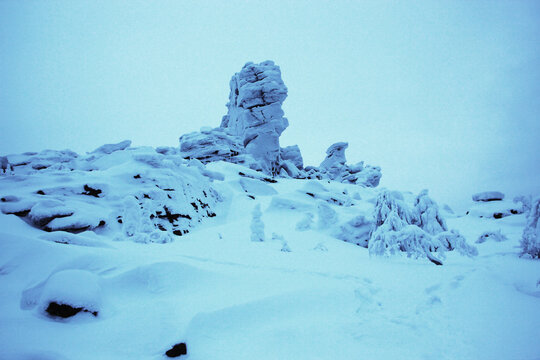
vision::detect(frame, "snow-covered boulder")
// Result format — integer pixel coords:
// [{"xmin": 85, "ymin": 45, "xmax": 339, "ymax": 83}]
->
[
  {"xmin": 6, "ymin": 149, "xmax": 79, "ymax": 173},
  {"xmin": 309, "ymin": 142, "xmax": 381, "ymax": 187},
  {"xmin": 320, "ymin": 142, "xmax": 348, "ymax": 179},
  {"xmin": 280, "ymin": 145, "xmax": 303, "ymax": 170},
  {"xmin": 472, "ymin": 191, "xmax": 505, "ymax": 202},
  {"xmin": 39, "ymin": 270, "xmax": 102, "ymax": 318},
  {"xmin": 179, "ymin": 127, "xmax": 245, "ymax": 164},
  {"xmin": 0, "ymin": 145, "xmax": 222, "ymax": 241},
  {"xmin": 220, "ymin": 61, "xmax": 289, "ymax": 175},
  {"xmin": 90, "ymin": 140, "xmax": 131, "ymax": 155},
  {"xmin": 466, "ymin": 199, "xmax": 522, "ymax": 219}
]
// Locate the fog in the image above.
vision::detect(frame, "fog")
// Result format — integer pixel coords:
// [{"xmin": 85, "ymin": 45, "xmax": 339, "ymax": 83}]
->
[{"xmin": 1, "ymin": 0, "xmax": 539, "ymax": 209}]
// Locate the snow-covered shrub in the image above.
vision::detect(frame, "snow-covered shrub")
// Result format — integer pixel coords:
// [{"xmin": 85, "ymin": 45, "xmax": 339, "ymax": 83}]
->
[
  {"xmin": 436, "ymin": 230, "xmax": 478, "ymax": 257},
  {"xmin": 295, "ymin": 212, "xmax": 314, "ymax": 231},
  {"xmin": 250, "ymin": 204, "xmax": 265, "ymax": 242},
  {"xmin": 514, "ymin": 195, "xmax": 532, "ymax": 214},
  {"xmin": 369, "ymin": 189, "xmax": 477, "ymax": 264},
  {"xmin": 521, "ymin": 197, "xmax": 540, "ymax": 259},
  {"xmin": 414, "ymin": 189, "xmax": 447, "ymax": 235},
  {"xmin": 476, "ymin": 230, "xmax": 508, "ymax": 244}
]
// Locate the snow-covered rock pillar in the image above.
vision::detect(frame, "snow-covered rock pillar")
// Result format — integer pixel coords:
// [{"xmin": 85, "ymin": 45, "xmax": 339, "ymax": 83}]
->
[{"xmin": 220, "ymin": 61, "xmax": 289, "ymax": 175}]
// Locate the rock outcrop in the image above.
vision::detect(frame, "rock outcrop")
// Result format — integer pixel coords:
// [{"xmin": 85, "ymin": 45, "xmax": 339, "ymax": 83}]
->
[
  {"xmin": 303, "ymin": 142, "xmax": 381, "ymax": 187},
  {"xmin": 220, "ymin": 61, "xmax": 290, "ymax": 175},
  {"xmin": 177, "ymin": 60, "xmax": 381, "ymax": 186}
]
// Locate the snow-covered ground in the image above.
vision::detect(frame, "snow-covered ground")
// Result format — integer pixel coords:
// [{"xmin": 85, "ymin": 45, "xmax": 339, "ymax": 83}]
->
[{"xmin": 0, "ymin": 151, "xmax": 539, "ymax": 360}]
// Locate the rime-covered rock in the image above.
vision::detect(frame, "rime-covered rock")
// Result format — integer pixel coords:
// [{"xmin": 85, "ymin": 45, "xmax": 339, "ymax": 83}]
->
[
  {"xmin": 313, "ymin": 142, "xmax": 381, "ymax": 187},
  {"xmin": 320, "ymin": 142, "xmax": 348, "ymax": 178},
  {"xmin": 0, "ymin": 145, "xmax": 221, "ymax": 241},
  {"xmin": 6, "ymin": 149, "xmax": 79, "ymax": 173},
  {"xmin": 220, "ymin": 61, "xmax": 289, "ymax": 175},
  {"xmin": 472, "ymin": 191, "xmax": 505, "ymax": 202},
  {"xmin": 90, "ymin": 140, "xmax": 131, "ymax": 155},
  {"xmin": 280, "ymin": 145, "xmax": 303, "ymax": 169},
  {"xmin": 179, "ymin": 127, "xmax": 244, "ymax": 164}
]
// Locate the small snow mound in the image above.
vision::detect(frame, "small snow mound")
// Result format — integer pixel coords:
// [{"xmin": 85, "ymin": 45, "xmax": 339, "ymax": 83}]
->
[{"xmin": 39, "ymin": 269, "xmax": 102, "ymax": 318}]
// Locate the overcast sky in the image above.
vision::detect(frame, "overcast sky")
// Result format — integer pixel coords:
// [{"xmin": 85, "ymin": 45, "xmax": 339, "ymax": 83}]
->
[{"xmin": 1, "ymin": 0, "xmax": 539, "ymax": 209}]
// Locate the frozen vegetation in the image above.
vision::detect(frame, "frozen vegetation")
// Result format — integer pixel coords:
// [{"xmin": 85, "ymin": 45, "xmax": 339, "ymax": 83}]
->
[{"xmin": 0, "ymin": 61, "xmax": 539, "ymax": 359}]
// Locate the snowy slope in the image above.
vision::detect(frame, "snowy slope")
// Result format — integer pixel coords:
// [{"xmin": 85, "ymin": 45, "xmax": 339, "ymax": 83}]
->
[{"xmin": 0, "ymin": 148, "xmax": 539, "ymax": 360}]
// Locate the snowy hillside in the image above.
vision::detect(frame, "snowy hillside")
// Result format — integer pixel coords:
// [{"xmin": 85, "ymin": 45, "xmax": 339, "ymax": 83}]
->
[{"xmin": 1, "ymin": 62, "xmax": 539, "ymax": 360}]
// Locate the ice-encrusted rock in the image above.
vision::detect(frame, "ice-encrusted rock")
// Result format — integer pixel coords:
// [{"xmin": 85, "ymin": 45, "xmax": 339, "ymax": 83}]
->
[
  {"xmin": 320, "ymin": 142, "xmax": 348, "ymax": 177},
  {"xmin": 309, "ymin": 142, "xmax": 381, "ymax": 187},
  {"xmin": 280, "ymin": 145, "xmax": 303, "ymax": 169},
  {"xmin": 472, "ymin": 191, "xmax": 505, "ymax": 202},
  {"xmin": 179, "ymin": 127, "xmax": 244, "ymax": 164},
  {"xmin": 220, "ymin": 61, "xmax": 290, "ymax": 175},
  {"xmin": 5, "ymin": 149, "xmax": 79, "ymax": 173},
  {"xmin": 1, "ymin": 145, "xmax": 221, "ymax": 241}
]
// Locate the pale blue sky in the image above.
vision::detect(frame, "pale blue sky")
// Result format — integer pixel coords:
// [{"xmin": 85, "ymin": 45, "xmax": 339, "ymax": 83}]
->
[{"xmin": 1, "ymin": 0, "xmax": 539, "ymax": 208}]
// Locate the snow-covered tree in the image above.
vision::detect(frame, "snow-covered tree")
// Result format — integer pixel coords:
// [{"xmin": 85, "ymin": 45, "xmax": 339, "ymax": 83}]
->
[
  {"xmin": 521, "ymin": 197, "xmax": 540, "ymax": 259},
  {"xmin": 414, "ymin": 189, "xmax": 447, "ymax": 235},
  {"xmin": 369, "ymin": 189, "xmax": 477, "ymax": 264},
  {"xmin": 373, "ymin": 190, "xmax": 416, "ymax": 227},
  {"xmin": 250, "ymin": 204, "xmax": 265, "ymax": 242},
  {"xmin": 436, "ymin": 230, "xmax": 477, "ymax": 257},
  {"xmin": 514, "ymin": 195, "xmax": 532, "ymax": 214}
]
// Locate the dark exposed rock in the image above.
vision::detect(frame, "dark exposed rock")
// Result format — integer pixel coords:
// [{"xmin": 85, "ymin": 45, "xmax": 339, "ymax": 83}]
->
[
  {"xmin": 82, "ymin": 185, "xmax": 102, "ymax": 198},
  {"xmin": 165, "ymin": 342, "xmax": 187, "ymax": 358},
  {"xmin": 45, "ymin": 302, "xmax": 98, "ymax": 318}
]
